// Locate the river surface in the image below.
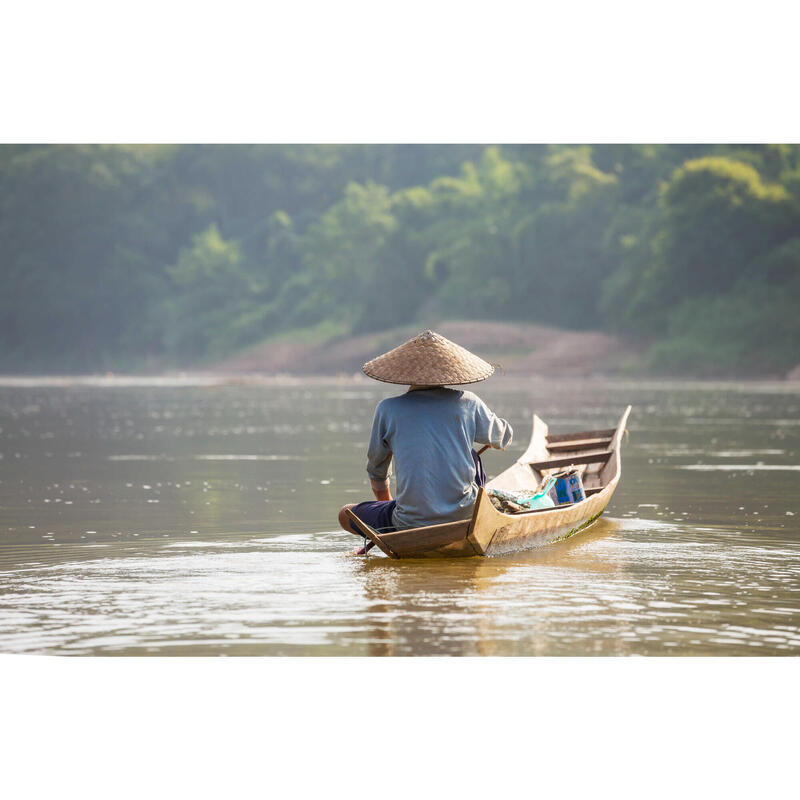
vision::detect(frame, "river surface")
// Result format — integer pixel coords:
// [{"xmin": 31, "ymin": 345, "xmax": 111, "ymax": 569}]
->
[{"xmin": 0, "ymin": 375, "xmax": 798, "ymax": 656}]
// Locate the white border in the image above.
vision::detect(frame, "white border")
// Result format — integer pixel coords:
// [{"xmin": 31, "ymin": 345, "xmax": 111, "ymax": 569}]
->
[
  {"xmin": 2, "ymin": 655, "xmax": 796, "ymax": 798},
  {"xmin": 2, "ymin": 2, "xmax": 799, "ymax": 142}
]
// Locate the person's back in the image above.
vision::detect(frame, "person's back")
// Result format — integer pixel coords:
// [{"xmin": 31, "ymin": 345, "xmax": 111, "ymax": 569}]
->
[
  {"xmin": 337, "ymin": 330, "xmax": 514, "ymax": 551},
  {"xmin": 367, "ymin": 387, "xmax": 512, "ymax": 529}
]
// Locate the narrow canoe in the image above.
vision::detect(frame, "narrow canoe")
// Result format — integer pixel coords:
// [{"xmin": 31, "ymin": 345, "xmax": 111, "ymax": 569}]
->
[{"xmin": 346, "ymin": 405, "xmax": 631, "ymax": 558}]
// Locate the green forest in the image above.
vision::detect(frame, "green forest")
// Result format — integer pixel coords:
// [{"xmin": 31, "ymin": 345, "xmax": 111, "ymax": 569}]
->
[{"xmin": 1, "ymin": 144, "xmax": 798, "ymax": 376}]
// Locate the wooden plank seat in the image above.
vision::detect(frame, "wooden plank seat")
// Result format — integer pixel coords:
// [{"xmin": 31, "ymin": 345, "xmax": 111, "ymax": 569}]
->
[
  {"xmin": 546, "ymin": 428, "xmax": 615, "ymax": 443},
  {"xmin": 529, "ymin": 450, "xmax": 613, "ymax": 472},
  {"xmin": 547, "ymin": 436, "xmax": 612, "ymax": 453}
]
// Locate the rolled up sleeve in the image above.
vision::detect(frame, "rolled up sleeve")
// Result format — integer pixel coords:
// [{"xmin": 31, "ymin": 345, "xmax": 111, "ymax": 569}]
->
[
  {"xmin": 474, "ymin": 398, "xmax": 513, "ymax": 450},
  {"xmin": 366, "ymin": 404, "xmax": 393, "ymax": 482}
]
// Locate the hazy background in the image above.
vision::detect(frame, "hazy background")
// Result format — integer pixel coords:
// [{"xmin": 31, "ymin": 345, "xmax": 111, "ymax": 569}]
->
[{"xmin": 1, "ymin": 143, "xmax": 798, "ymax": 377}]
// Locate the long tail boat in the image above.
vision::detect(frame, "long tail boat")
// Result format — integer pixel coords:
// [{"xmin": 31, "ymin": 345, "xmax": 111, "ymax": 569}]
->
[{"xmin": 346, "ymin": 405, "xmax": 631, "ymax": 559}]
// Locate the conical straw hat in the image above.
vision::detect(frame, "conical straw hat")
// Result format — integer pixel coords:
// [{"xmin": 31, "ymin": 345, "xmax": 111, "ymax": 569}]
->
[{"xmin": 362, "ymin": 330, "xmax": 495, "ymax": 386}]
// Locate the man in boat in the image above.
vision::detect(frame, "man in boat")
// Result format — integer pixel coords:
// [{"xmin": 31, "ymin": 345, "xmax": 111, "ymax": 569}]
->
[{"xmin": 338, "ymin": 330, "xmax": 513, "ymax": 553}]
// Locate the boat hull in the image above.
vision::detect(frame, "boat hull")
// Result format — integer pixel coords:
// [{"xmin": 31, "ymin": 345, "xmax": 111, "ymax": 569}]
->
[
  {"xmin": 467, "ymin": 482, "xmax": 616, "ymax": 557},
  {"xmin": 346, "ymin": 406, "xmax": 631, "ymax": 559}
]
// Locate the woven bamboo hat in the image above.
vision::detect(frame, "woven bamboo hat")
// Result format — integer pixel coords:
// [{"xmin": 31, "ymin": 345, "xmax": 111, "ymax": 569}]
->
[{"xmin": 362, "ymin": 330, "xmax": 495, "ymax": 386}]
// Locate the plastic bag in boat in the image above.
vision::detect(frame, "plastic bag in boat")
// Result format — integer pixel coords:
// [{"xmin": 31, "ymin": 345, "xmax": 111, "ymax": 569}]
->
[{"xmin": 488, "ymin": 476, "xmax": 557, "ymax": 512}]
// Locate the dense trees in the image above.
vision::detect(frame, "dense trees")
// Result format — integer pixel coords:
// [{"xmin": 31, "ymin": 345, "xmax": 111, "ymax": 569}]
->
[
  {"xmin": 604, "ymin": 152, "xmax": 800, "ymax": 371},
  {"xmin": 1, "ymin": 143, "xmax": 798, "ymax": 375}
]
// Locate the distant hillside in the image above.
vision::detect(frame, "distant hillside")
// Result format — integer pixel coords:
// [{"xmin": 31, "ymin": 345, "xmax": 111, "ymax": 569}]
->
[
  {"xmin": 3, "ymin": 145, "xmax": 798, "ymax": 376},
  {"xmin": 210, "ymin": 320, "xmax": 641, "ymax": 377}
]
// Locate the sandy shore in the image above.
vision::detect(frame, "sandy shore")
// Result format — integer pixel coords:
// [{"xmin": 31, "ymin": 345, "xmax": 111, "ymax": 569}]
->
[{"xmin": 210, "ymin": 320, "xmax": 641, "ymax": 377}]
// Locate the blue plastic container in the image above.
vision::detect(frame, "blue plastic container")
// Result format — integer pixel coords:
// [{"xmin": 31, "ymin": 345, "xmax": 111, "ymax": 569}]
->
[{"xmin": 552, "ymin": 470, "xmax": 585, "ymax": 504}]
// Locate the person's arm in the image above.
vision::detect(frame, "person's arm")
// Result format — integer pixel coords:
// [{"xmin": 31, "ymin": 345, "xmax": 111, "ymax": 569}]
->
[
  {"xmin": 366, "ymin": 403, "xmax": 393, "ymax": 500},
  {"xmin": 474, "ymin": 396, "xmax": 513, "ymax": 450},
  {"xmin": 370, "ymin": 478, "xmax": 392, "ymax": 501}
]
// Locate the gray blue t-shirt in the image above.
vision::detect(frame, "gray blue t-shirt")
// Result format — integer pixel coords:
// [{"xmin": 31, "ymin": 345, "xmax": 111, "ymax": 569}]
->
[{"xmin": 366, "ymin": 387, "xmax": 513, "ymax": 530}]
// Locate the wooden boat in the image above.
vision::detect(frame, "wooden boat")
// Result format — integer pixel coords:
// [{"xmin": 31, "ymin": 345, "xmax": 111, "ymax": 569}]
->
[{"xmin": 346, "ymin": 405, "xmax": 631, "ymax": 559}]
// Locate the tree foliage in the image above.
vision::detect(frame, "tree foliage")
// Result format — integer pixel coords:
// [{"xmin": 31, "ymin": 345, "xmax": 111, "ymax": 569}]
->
[{"xmin": 1, "ymin": 143, "xmax": 798, "ymax": 375}]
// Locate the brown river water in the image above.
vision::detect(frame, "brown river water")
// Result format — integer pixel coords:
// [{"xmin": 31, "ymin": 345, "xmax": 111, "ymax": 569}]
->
[{"xmin": 0, "ymin": 376, "xmax": 798, "ymax": 656}]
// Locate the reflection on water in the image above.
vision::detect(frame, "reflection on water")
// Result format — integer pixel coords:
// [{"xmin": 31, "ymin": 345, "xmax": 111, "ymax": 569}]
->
[{"xmin": 1, "ymin": 377, "xmax": 799, "ymax": 655}]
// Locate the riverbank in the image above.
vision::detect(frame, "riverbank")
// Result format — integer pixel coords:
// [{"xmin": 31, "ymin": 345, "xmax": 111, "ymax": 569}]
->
[
  {"xmin": 2, "ymin": 320, "xmax": 796, "ymax": 382},
  {"xmin": 209, "ymin": 320, "xmax": 641, "ymax": 377}
]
